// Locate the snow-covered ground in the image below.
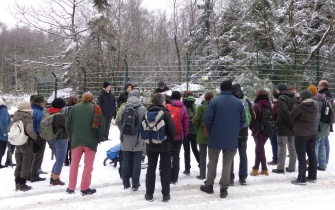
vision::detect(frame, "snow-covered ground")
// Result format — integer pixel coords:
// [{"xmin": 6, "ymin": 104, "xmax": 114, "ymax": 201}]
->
[{"xmin": 1, "ymin": 125, "xmax": 335, "ymax": 210}]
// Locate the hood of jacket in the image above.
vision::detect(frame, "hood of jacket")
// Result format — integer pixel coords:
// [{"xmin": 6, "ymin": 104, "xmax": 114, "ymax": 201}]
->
[
  {"xmin": 312, "ymin": 92, "xmax": 325, "ymax": 101},
  {"xmin": 147, "ymin": 104, "xmax": 168, "ymax": 112},
  {"xmin": 171, "ymin": 99, "xmax": 184, "ymax": 107},
  {"xmin": 128, "ymin": 89, "xmax": 140, "ymax": 99},
  {"xmin": 125, "ymin": 95, "xmax": 141, "ymax": 108},
  {"xmin": 12, "ymin": 111, "xmax": 33, "ymax": 122},
  {"xmin": 280, "ymin": 90, "xmax": 295, "ymax": 98},
  {"xmin": 300, "ymin": 98, "xmax": 317, "ymax": 112},
  {"xmin": 258, "ymin": 99, "xmax": 272, "ymax": 107}
]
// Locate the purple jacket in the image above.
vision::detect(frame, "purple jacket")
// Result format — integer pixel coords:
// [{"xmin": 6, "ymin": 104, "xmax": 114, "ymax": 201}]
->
[
  {"xmin": 250, "ymin": 99, "xmax": 272, "ymax": 139},
  {"xmin": 169, "ymin": 100, "xmax": 189, "ymax": 141}
]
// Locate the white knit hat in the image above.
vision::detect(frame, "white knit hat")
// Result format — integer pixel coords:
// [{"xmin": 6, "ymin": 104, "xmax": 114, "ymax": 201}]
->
[{"xmin": 17, "ymin": 100, "xmax": 33, "ymax": 113}]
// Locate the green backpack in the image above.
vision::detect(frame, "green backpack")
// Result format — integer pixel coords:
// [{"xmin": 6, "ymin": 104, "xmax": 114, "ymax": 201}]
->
[{"xmin": 39, "ymin": 113, "xmax": 62, "ymax": 140}]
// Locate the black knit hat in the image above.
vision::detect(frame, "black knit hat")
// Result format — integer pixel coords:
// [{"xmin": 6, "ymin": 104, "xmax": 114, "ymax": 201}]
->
[
  {"xmin": 103, "ymin": 81, "xmax": 111, "ymax": 89},
  {"xmin": 276, "ymin": 83, "xmax": 288, "ymax": 91},
  {"xmin": 300, "ymin": 90, "xmax": 312, "ymax": 101},
  {"xmin": 171, "ymin": 91, "xmax": 181, "ymax": 100},
  {"xmin": 158, "ymin": 81, "xmax": 165, "ymax": 88},
  {"xmin": 52, "ymin": 98, "xmax": 66, "ymax": 109}
]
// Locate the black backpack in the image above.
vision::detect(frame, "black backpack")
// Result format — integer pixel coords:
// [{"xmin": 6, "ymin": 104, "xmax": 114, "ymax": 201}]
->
[
  {"xmin": 320, "ymin": 97, "xmax": 335, "ymax": 124},
  {"xmin": 120, "ymin": 106, "xmax": 140, "ymax": 136},
  {"xmin": 258, "ymin": 104, "xmax": 275, "ymax": 135}
]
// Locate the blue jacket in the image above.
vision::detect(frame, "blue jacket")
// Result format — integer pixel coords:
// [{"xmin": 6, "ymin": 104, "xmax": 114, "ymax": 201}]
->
[
  {"xmin": 0, "ymin": 105, "xmax": 11, "ymax": 141},
  {"xmin": 32, "ymin": 104, "xmax": 44, "ymax": 135},
  {"xmin": 205, "ymin": 91, "xmax": 246, "ymax": 150}
]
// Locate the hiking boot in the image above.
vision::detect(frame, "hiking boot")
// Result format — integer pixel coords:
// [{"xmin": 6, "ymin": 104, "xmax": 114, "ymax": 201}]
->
[
  {"xmin": 18, "ymin": 184, "xmax": 32, "ymax": 192},
  {"xmin": 145, "ymin": 194, "xmax": 154, "ymax": 202},
  {"xmin": 124, "ymin": 184, "xmax": 131, "ymax": 190},
  {"xmin": 131, "ymin": 183, "xmax": 140, "ymax": 191},
  {"xmin": 183, "ymin": 169, "xmax": 190, "ymax": 175},
  {"xmin": 239, "ymin": 179, "xmax": 247, "ymax": 185},
  {"xmin": 170, "ymin": 181, "xmax": 178, "ymax": 185},
  {"xmin": 285, "ymin": 167, "xmax": 295, "ymax": 172},
  {"xmin": 81, "ymin": 188, "xmax": 96, "ymax": 196},
  {"xmin": 230, "ymin": 179, "xmax": 234, "ymax": 186},
  {"xmin": 30, "ymin": 177, "xmax": 46, "ymax": 182},
  {"xmin": 163, "ymin": 194, "xmax": 170, "ymax": 202},
  {"xmin": 307, "ymin": 178, "xmax": 317, "ymax": 183},
  {"xmin": 259, "ymin": 170, "xmax": 269, "ymax": 176},
  {"xmin": 272, "ymin": 169, "xmax": 285, "ymax": 174},
  {"xmin": 196, "ymin": 175, "xmax": 205, "ymax": 180},
  {"xmin": 220, "ymin": 188, "xmax": 228, "ymax": 198},
  {"xmin": 38, "ymin": 170, "xmax": 48, "ymax": 175},
  {"xmin": 317, "ymin": 166, "xmax": 326, "ymax": 171},
  {"xmin": 66, "ymin": 188, "xmax": 75, "ymax": 194},
  {"xmin": 267, "ymin": 161, "xmax": 277, "ymax": 165},
  {"xmin": 291, "ymin": 180, "xmax": 306, "ymax": 186},
  {"xmin": 51, "ymin": 179, "xmax": 65, "ymax": 186},
  {"xmin": 200, "ymin": 184, "xmax": 214, "ymax": 194},
  {"xmin": 250, "ymin": 169, "xmax": 259, "ymax": 176}
]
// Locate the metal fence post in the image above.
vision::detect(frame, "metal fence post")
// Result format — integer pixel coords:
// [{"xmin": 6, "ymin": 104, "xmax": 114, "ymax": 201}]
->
[
  {"xmin": 124, "ymin": 57, "xmax": 129, "ymax": 83},
  {"xmin": 316, "ymin": 49, "xmax": 320, "ymax": 83},
  {"xmin": 51, "ymin": 72, "xmax": 58, "ymax": 99},
  {"xmin": 186, "ymin": 52, "xmax": 190, "ymax": 91},
  {"xmin": 81, "ymin": 66, "xmax": 87, "ymax": 93}
]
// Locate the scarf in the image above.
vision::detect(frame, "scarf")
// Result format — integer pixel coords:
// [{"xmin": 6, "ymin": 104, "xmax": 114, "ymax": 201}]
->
[
  {"xmin": 48, "ymin": 107, "xmax": 62, "ymax": 114},
  {"xmin": 92, "ymin": 102, "xmax": 102, "ymax": 129}
]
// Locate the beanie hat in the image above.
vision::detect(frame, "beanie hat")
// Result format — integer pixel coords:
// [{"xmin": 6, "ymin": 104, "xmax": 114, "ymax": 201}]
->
[
  {"xmin": 128, "ymin": 89, "xmax": 140, "ymax": 99},
  {"xmin": 52, "ymin": 98, "xmax": 66, "ymax": 109},
  {"xmin": 171, "ymin": 91, "xmax": 181, "ymax": 100},
  {"xmin": 32, "ymin": 95, "xmax": 45, "ymax": 103},
  {"xmin": 158, "ymin": 81, "xmax": 165, "ymax": 88},
  {"xmin": 17, "ymin": 100, "xmax": 32, "ymax": 112},
  {"xmin": 307, "ymin": 85, "xmax": 318, "ymax": 95},
  {"xmin": 103, "ymin": 81, "xmax": 111, "ymax": 89},
  {"xmin": 276, "ymin": 83, "xmax": 288, "ymax": 91},
  {"xmin": 300, "ymin": 90, "xmax": 312, "ymax": 100}
]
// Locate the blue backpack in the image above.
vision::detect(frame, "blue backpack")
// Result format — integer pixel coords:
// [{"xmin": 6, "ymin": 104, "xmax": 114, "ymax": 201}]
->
[{"xmin": 140, "ymin": 110, "xmax": 166, "ymax": 144}]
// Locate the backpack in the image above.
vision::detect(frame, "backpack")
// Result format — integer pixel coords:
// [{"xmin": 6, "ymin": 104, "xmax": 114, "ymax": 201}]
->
[
  {"xmin": 243, "ymin": 97, "xmax": 256, "ymax": 126},
  {"xmin": 140, "ymin": 110, "xmax": 166, "ymax": 144},
  {"xmin": 186, "ymin": 106, "xmax": 196, "ymax": 122},
  {"xmin": 166, "ymin": 104, "xmax": 182, "ymax": 135},
  {"xmin": 258, "ymin": 104, "xmax": 275, "ymax": 135},
  {"xmin": 39, "ymin": 113, "xmax": 62, "ymax": 141},
  {"xmin": 8, "ymin": 120, "xmax": 28, "ymax": 146},
  {"xmin": 120, "ymin": 106, "xmax": 139, "ymax": 136},
  {"xmin": 320, "ymin": 97, "xmax": 335, "ymax": 124}
]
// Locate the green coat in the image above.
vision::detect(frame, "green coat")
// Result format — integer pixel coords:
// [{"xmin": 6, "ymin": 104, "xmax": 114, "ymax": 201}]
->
[
  {"xmin": 65, "ymin": 102, "xmax": 105, "ymax": 152},
  {"xmin": 192, "ymin": 100, "xmax": 209, "ymax": 144}
]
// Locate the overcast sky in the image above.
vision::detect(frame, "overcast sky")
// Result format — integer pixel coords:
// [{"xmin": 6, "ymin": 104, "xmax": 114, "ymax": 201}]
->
[{"xmin": 0, "ymin": 0, "xmax": 171, "ymax": 28}]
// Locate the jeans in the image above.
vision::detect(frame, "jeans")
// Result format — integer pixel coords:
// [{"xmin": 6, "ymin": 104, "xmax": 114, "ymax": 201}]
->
[
  {"xmin": 122, "ymin": 151, "xmax": 142, "ymax": 188},
  {"xmin": 48, "ymin": 139, "xmax": 68, "ymax": 175},
  {"xmin": 183, "ymin": 134, "xmax": 200, "ymax": 170},
  {"xmin": 325, "ymin": 136, "xmax": 330, "ymax": 164},
  {"xmin": 146, "ymin": 152, "xmax": 171, "ymax": 196},
  {"xmin": 295, "ymin": 135, "xmax": 317, "ymax": 182},
  {"xmin": 253, "ymin": 135, "xmax": 268, "ymax": 170},
  {"xmin": 171, "ymin": 141, "xmax": 182, "ymax": 182},
  {"xmin": 269, "ymin": 131, "xmax": 278, "ymax": 163},
  {"xmin": 315, "ymin": 137, "xmax": 327, "ymax": 169},
  {"xmin": 231, "ymin": 136, "xmax": 248, "ymax": 180}
]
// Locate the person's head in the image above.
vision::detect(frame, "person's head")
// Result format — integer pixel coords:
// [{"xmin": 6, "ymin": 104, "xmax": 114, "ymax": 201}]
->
[
  {"xmin": 318, "ymin": 80, "xmax": 328, "ymax": 91},
  {"xmin": 171, "ymin": 91, "xmax": 182, "ymax": 100},
  {"xmin": 204, "ymin": 92, "xmax": 214, "ymax": 101},
  {"xmin": 183, "ymin": 91, "xmax": 193, "ymax": 98},
  {"xmin": 151, "ymin": 93, "xmax": 166, "ymax": 106},
  {"xmin": 30, "ymin": 95, "xmax": 35, "ymax": 104},
  {"xmin": 299, "ymin": 90, "xmax": 312, "ymax": 102},
  {"xmin": 32, "ymin": 95, "xmax": 45, "ymax": 107},
  {"xmin": 103, "ymin": 81, "xmax": 112, "ymax": 92},
  {"xmin": 289, "ymin": 86, "xmax": 297, "ymax": 93},
  {"xmin": 82, "ymin": 92, "xmax": 93, "ymax": 103},
  {"xmin": 307, "ymin": 85, "xmax": 318, "ymax": 96},
  {"xmin": 255, "ymin": 89, "xmax": 269, "ymax": 100},
  {"xmin": 51, "ymin": 98, "xmax": 66, "ymax": 109},
  {"xmin": 125, "ymin": 83, "xmax": 133, "ymax": 93},
  {"xmin": 276, "ymin": 83, "xmax": 288, "ymax": 94},
  {"xmin": 67, "ymin": 96, "xmax": 79, "ymax": 106},
  {"xmin": 220, "ymin": 80, "xmax": 233, "ymax": 91},
  {"xmin": 272, "ymin": 89, "xmax": 279, "ymax": 100},
  {"xmin": 232, "ymin": 83, "xmax": 244, "ymax": 99},
  {"xmin": 158, "ymin": 81, "xmax": 165, "ymax": 90}
]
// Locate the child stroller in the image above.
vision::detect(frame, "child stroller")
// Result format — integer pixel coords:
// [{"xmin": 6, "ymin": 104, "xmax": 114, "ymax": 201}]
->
[{"xmin": 103, "ymin": 144, "xmax": 121, "ymax": 167}]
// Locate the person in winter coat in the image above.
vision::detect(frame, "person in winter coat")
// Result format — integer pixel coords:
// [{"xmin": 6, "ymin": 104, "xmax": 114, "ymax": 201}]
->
[
  {"xmin": 63, "ymin": 96, "xmax": 79, "ymax": 166},
  {"xmin": 154, "ymin": 81, "xmax": 170, "ymax": 93},
  {"xmin": 0, "ymin": 98, "xmax": 12, "ymax": 168},
  {"xmin": 166, "ymin": 91, "xmax": 189, "ymax": 184},
  {"xmin": 30, "ymin": 95, "xmax": 47, "ymax": 182},
  {"xmin": 117, "ymin": 83, "xmax": 134, "ymax": 108},
  {"xmin": 250, "ymin": 90, "xmax": 272, "ymax": 176},
  {"xmin": 268, "ymin": 90, "xmax": 279, "ymax": 165},
  {"xmin": 192, "ymin": 92, "xmax": 214, "ymax": 180},
  {"xmin": 317, "ymin": 80, "xmax": 332, "ymax": 166},
  {"xmin": 116, "ymin": 89, "xmax": 146, "ymax": 191},
  {"xmin": 290, "ymin": 90, "xmax": 318, "ymax": 185},
  {"xmin": 144, "ymin": 93, "xmax": 175, "ymax": 202},
  {"xmin": 47, "ymin": 98, "xmax": 68, "ymax": 186},
  {"xmin": 97, "ymin": 81, "xmax": 116, "ymax": 140},
  {"xmin": 272, "ymin": 83, "xmax": 297, "ymax": 174},
  {"xmin": 65, "ymin": 92, "xmax": 105, "ymax": 196},
  {"xmin": 230, "ymin": 84, "xmax": 253, "ymax": 185},
  {"xmin": 309, "ymin": 84, "xmax": 330, "ymax": 171},
  {"xmin": 182, "ymin": 91, "xmax": 200, "ymax": 175},
  {"xmin": 11, "ymin": 100, "xmax": 37, "ymax": 191},
  {"xmin": 200, "ymin": 80, "xmax": 246, "ymax": 199}
]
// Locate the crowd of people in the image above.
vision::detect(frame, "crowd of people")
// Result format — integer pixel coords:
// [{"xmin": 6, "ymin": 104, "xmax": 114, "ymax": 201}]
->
[{"xmin": 0, "ymin": 79, "xmax": 333, "ymax": 202}]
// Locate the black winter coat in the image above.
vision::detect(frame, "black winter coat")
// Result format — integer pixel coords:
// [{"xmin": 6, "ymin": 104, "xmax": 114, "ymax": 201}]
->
[
  {"xmin": 117, "ymin": 91, "xmax": 129, "ymax": 108},
  {"xmin": 277, "ymin": 90, "xmax": 297, "ymax": 136},
  {"xmin": 97, "ymin": 90, "xmax": 116, "ymax": 118}
]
